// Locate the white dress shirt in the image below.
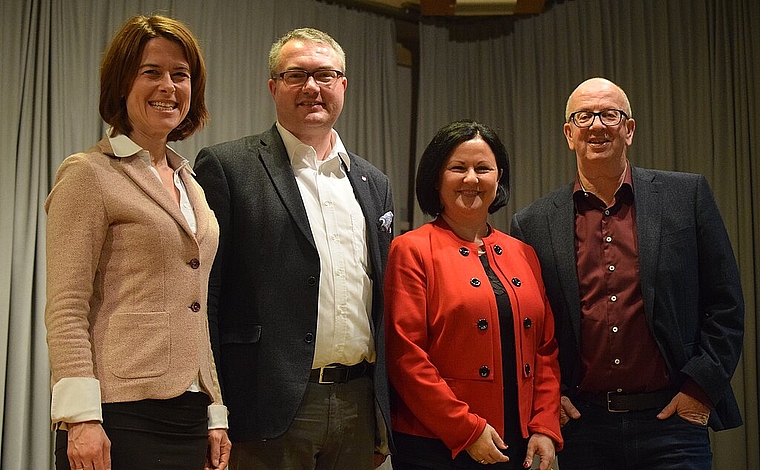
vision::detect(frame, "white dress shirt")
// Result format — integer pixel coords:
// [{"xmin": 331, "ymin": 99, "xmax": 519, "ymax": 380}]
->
[{"xmin": 277, "ymin": 123, "xmax": 375, "ymax": 369}]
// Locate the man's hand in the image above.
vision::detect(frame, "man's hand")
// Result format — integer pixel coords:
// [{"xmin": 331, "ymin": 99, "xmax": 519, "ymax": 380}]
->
[
  {"xmin": 656, "ymin": 392, "xmax": 710, "ymax": 426},
  {"xmin": 66, "ymin": 421, "xmax": 111, "ymax": 470},
  {"xmin": 560, "ymin": 395, "xmax": 581, "ymax": 426},
  {"xmin": 205, "ymin": 429, "xmax": 232, "ymax": 470}
]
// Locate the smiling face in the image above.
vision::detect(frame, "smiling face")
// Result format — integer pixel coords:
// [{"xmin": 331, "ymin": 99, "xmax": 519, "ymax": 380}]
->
[
  {"xmin": 125, "ymin": 37, "xmax": 191, "ymax": 148},
  {"xmin": 268, "ymin": 39, "xmax": 347, "ymax": 142},
  {"xmin": 563, "ymin": 78, "xmax": 635, "ymax": 170},
  {"xmin": 438, "ymin": 137, "xmax": 501, "ymax": 224}
]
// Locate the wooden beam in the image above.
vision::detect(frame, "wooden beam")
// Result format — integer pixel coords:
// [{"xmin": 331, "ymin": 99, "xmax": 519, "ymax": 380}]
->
[
  {"xmin": 514, "ymin": 0, "xmax": 545, "ymax": 14},
  {"xmin": 420, "ymin": 0, "xmax": 456, "ymax": 16}
]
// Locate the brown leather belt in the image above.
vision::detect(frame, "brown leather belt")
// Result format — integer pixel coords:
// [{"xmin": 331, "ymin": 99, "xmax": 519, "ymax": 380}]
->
[
  {"xmin": 309, "ymin": 361, "xmax": 372, "ymax": 384},
  {"xmin": 575, "ymin": 389, "xmax": 677, "ymax": 412}
]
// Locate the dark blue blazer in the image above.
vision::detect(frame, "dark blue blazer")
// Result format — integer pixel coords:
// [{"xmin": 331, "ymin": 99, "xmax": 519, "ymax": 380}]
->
[
  {"xmin": 511, "ymin": 166, "xmax": 743, "ymax": 430},
  {"xmin": 194, "ymin": 124, "xmax": 394, "ymax": 442}
]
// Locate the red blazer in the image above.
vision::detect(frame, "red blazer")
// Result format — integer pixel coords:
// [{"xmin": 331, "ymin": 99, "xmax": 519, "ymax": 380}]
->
[{"xmin": 384, "ymin": 218, "xmax": 562, "ymax": 457}]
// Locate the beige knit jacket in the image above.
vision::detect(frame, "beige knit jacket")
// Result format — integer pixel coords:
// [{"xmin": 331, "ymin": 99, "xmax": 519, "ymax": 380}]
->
[{"xmin": 45, "ymin": 137, "xmax": 223, "ymax": 420}]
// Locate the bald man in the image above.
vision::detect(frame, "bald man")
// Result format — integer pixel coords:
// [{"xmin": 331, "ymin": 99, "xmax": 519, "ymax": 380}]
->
[{"xmin": 511, "ymin": 77, "xmax": 744, "ymax": 469}]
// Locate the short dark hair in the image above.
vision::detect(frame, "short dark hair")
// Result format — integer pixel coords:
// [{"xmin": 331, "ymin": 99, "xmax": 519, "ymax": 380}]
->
[
  {"xmin": 99, "ymin": 15, "xmax": 208, "ymax": 141},
  {"xmin": 416, "ymin": 119, "xmax": 510, "ymax": 216},
  {"xmin": 268, "ymin": 28, "xmax": 346, "ymax": 76}
]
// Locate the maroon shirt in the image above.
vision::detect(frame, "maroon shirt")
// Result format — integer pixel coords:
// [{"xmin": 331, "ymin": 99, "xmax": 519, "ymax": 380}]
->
[{"xmin": 573, "ymin": 167, "xmax": 671, "ymax": 394}]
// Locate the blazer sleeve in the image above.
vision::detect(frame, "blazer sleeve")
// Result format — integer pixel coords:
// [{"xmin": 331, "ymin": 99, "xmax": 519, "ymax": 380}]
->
[
  {"xmin": 45, "ymin": 155, "xmax": 108, "ymax": 423},
  {"xmin": 522, "ymin": 247, "xmax": 563, "ymax": 450},
  {"xmin": 680, "ymin": 175, "xmax": 744, "ymax": 405},
  {"xmin": 384, "ymin": 236, "xmax": 487, "ymax": 457}
]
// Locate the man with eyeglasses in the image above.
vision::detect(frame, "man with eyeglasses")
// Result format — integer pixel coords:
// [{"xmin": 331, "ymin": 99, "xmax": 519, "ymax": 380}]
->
[
  {"xmin": 511, "ymin": 77, "xmax": 743, "ymax": 469},
  {"xmin": 194, "ymin": 28, "xmax": 394, "ymax": 469}
]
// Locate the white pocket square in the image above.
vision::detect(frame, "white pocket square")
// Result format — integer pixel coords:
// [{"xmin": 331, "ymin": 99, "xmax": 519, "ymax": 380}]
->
[{"xmin": 378, "ymin": 211, "xmax": 393, "ymax": 233}]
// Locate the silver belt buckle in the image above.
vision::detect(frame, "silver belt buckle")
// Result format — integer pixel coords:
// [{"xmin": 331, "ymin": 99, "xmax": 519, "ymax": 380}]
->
[
  {"xmin": 318, "ymin": 365, "xmax": 338, "ymax": 384},
  {"xmin": 607, "ymin": 391, "xmax": 629, "ymax": 413}
]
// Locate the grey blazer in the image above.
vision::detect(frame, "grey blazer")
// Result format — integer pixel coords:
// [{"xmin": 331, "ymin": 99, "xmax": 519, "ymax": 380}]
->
[
  {"xmin": 511, "ymin": 166, "xmax": 743, "ymax": 430},
  {"xmin": 194, "ymin": 124, "xmax": 394, "ymax": 442}
]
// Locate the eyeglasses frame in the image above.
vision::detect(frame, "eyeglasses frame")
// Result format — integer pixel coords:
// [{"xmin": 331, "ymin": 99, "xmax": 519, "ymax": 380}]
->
[
  {"xmin": 568, "ymin": 109, "xmax": 630, "ymax": 128},
  {"xmin": 272, "ymin": 69, "xmax": 345, "ymax": 87}
]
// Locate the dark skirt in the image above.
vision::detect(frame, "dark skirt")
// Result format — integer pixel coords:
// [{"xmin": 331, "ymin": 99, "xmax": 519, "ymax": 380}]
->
[{"xmin": 55, "ymin": 391, "xmax": 210, "ymax": 470}]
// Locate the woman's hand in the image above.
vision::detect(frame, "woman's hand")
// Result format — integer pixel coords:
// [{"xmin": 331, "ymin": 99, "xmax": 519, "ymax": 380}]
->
[
  {"xmin": 523, "ymin": 433, "xmax": 556, "ymax": 469},
  {"xmin": 67, "ymin": 421, "xmax": 111, "ymax": 470},
  {"xmin": 205, "ymin": 428, "xmax": 232, "ymax": 470},
  {"xmin": 465, "ymin": 423, "xmax": 509, "ymax": 464}
]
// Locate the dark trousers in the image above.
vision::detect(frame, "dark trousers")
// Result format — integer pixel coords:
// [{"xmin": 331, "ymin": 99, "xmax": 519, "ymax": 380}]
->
[
  {"xmin": 229, "ymin": 376, "xmax": 376, "ymax": 470},
  {"xmin": 558, "ymin": 404, "xmax": 711, "ymax": 470},
  {"xmin": 55, "ymin": 391, "xmax": 210, "ymax": 470}
]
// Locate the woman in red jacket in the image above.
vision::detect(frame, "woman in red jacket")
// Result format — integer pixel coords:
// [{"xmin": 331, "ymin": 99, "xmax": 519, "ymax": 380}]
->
[{"xmin": 385, "ymin": 120, "xmax": 562, "ymax": 469}]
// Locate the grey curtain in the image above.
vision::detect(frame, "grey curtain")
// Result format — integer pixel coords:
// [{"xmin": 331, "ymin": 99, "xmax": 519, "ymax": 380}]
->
[{"xmin": 415, "ymin": 1, "xmax": 759, "ymax": 468}]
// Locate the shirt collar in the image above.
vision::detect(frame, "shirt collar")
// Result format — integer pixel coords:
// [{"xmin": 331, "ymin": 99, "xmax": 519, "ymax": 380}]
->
[
  {"xmin": 276, "ymin": 122, "xmax": 350, "ymax": 172},
  {"xmin": 107, "ymin": 128, "xmax": 193, "ymax": 175},
  {"xmin": 573, "ymin": 160, "xmax": 633, "ymax": 208}
]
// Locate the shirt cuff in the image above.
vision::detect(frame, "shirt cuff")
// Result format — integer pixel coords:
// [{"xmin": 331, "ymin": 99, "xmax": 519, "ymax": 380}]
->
[
  {"xmin": 51, "ymin": 377, "xmax": 102, "ymax": 428},
  {"xmin": 208, "ymin": 403, "xmax": 229, "ymax": 429}
]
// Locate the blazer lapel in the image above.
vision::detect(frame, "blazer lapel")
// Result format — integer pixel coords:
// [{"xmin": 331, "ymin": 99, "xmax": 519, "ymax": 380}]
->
[
  {"xmin": 119, "ymin": 155, "xmax": 197, "ymax": 238},
  {"xmin": 344, "ymin": 154, "xmax": 383, "ymax": 332},
  {"xmin": 257, "ymin": 128, "xmax": 317, "ymax": 249},
  {"xmin": 344, "ymin": 154, "xmax": 381, "ymax": 269},
  {"xmin": 549, "ymin": 186, "xmax": 584, "ymax": 344},
  {"xmin": 345, "ymin": 155, "xmax": 378, "ymax": 232},
  {"xmin": 632, "ymin": 166, "xmax": 661, "ymax": 323},
  {"xmin": 181, "ymin": 170, "xmax": 210, "ymax": 241}
]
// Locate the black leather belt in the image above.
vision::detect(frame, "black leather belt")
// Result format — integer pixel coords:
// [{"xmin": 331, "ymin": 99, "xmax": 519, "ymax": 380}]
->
[
  {"xmin": 309, "ymin": 361, "xmax": 372, "ymax": 384},
  {"xmin": 575, "ymin": 389, "xmax": 677, "ymax": 412}
]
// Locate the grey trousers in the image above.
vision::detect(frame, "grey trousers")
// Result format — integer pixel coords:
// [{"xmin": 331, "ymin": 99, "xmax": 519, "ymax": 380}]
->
[{"xmin": 230, "ymin": 376, "xmax": 376, "ymax": 470}]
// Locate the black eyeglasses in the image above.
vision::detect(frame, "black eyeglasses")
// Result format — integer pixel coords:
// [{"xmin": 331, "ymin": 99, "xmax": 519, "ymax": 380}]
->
[
  {"xmin": 273, "ymin": 69, "xmax": 344, "ymax": 87},
  {"xmin": 568, "ymin": 109, "xmax": 629, "ymax": 128}
]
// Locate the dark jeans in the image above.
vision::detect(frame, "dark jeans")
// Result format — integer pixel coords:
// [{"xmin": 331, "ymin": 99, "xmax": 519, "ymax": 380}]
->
[{"xmin": 558, "ymin": 403, "xmax": 711, "ymax": 470}]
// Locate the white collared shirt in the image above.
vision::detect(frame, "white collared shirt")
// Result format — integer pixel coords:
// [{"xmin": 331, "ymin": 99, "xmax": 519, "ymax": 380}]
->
[
  {"xmin": 109, "ymin": 131, "xmax": 197, "ymax": 235},
  {"xmin": 277, "ymin": 123, "xmax": 375, "ymax": 368}
]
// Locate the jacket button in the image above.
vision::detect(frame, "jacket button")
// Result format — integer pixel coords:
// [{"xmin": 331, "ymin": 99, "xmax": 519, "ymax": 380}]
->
[
  {"xmin": 479, "ymin": 366, "xmax": 490, "ymax": 377},
  {"xmin": 459, "ymin": 247, "xmax": 470, "ymax": 256},
  {"xmin": 307, "ymin": 276, "xmax": 317, "ymax": 286},
  {"xmin": 477, "ymin": 319, "xmax": 489, "ymax": 330},
  {"xmin": 494, "ymin": 245, "xmax": 503, "ymax": 255},
  {"xmin": 304, "ymin": 332, "xmax": 314, "ymax": 343},
  {"xmin": 189, "ymin": 258, "xmax": 200, "ymax": 269},
  {"xmin": 524, "ymin": 364, "xmax": 531, "ymax": 375},
  {"xmin": 511, "ymin": 277, "xmax": 521, "ymax": 287},
  {"xmin": 523, "ymin": 317, "xmax": 532, "ymax": 328},
  {"xmin": 470, "ymin": 278, "xmax": 481, "ymax": 287},
  {"xmin": 189, "ymin": 302, "xmax": 201, "ymax": 312}
]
